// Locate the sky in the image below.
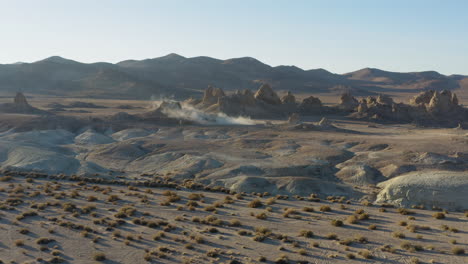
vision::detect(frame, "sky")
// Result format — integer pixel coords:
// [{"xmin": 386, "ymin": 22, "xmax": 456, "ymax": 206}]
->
[{"xmin": 0, "ymin": 0, "xmax": 467, "ymax": 75}]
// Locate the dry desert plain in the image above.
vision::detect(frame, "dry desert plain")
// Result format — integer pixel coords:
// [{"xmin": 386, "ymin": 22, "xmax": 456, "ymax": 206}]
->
[{"xmin": 0, "ymin": 93, "xmax": 466, "ymax": 264}]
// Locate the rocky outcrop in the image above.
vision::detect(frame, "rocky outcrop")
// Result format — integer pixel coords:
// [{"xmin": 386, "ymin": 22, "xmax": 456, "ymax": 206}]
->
[
  {"xmin": 351, "ymin": 90, "xmax": 467, "ymax": 126},
  {"xmin": 14, "ymin": 92, "xmax": 28, "ymax": 105},
  {"xmin": 426, "ymin": 90, "xmax": 459, "ymax": 114},
  {"xmin": 281, "ymin": 91, "xmax": 296, "ymax": 105},
  {"xmin": 0, "ymin": 92, "xmax": 47, "ymax": 114},
  {"xmin": 298, "ymin": 96, "xmax": 322, "ymax": 113},
  {"xmin": 287, "ymin": 113, "xmax": 301, "ymax": 124},
  {"xmin": 337, "ymin": 92, "xmax": 359, "ymax": 111},
  {"xmin": 191, "ymin": 84, "xmax": 303, "ymax": 118},
  {"xmin": 202, "ymin": 85, "xmax": 225, "ymax": 105},
  {"xmin": 409, "ymin": 90, "xmax": 460, "ymax": 113},
  {"xmin": 254, "ymin": 84, "xmax": 282, "ymax": 105}
]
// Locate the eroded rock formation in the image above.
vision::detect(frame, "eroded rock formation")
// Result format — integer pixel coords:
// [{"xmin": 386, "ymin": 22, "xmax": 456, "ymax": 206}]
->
[
  {"xmin": 337, "ymin": 92, "xmax": 359, "ymax": 111},
  {"xmin": 351, "ymin": 90, "xmax": 467, "ymax": 126},
  {"xmin": 254, "ymin": 83, "xmax": 282, "ymax": 105},
  {"xmin": 0, "ymin": 92, "xmax": 47, "ymax": 114}
]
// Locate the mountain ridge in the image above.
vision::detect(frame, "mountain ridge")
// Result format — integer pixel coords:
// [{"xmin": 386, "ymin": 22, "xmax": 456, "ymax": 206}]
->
[{"xmin": 0, "ymin": 54, "xmax": 466, "ymax": 99}]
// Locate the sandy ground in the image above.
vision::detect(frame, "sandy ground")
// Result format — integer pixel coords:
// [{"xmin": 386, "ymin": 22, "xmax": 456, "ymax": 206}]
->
[{"xmin": 0, "ymin": 176, "xmax": 467, "ymax": 264}]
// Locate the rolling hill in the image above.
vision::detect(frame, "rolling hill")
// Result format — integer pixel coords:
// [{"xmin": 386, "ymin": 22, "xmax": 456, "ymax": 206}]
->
[{"xmin": 0, "ymin": 54, "xmax": 466, "ymax": 99}]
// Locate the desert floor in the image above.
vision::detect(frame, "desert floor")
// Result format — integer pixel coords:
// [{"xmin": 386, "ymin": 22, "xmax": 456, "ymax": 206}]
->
[{"xmin": 0, "ymin": 176, "xmax": 467, "ymax": 264}]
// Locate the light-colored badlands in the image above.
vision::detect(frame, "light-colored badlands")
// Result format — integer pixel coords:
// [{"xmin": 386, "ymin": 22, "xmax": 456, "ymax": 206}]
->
[{"xmin": 0, "ymin": 88, "xmax": 467, "ymax": 263}]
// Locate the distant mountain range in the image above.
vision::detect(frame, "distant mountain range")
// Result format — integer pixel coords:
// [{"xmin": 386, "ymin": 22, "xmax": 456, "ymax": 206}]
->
[{"xmin": 0, "ymin": 53, "xmax": 466, "ymax": 99}]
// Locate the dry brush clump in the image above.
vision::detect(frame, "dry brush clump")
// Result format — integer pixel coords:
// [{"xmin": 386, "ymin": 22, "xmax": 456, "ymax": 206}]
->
[
  {"xmin": 432, "ymin": 212, "xmax": 446, "ymax": 219},
  {"xmin": 299, "ymin": 230, "xmax": 314, "ymax": 238},
  {"xmin": 248, "ymin": 199, "xmax": 263, "ymax": 208},
  {"xmin": 93, "ymin": 252, "xmax": 106, "ymax": 261},
  {"xmin": 331, "ymin": 219, "xmax": 343, "ymax": 227},
  {"xmin": 451, "ymin": 247, "xmax": 465, "ymax": 255},
  {"xmin": 319, "ymin": 205, "xmax": 331, "ymax": 212}
]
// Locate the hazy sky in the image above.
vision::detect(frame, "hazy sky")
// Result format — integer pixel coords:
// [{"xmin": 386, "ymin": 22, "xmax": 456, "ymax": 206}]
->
[{"xmin": 1, "ymin": 0, "xmax": 467, "ymax": 74}]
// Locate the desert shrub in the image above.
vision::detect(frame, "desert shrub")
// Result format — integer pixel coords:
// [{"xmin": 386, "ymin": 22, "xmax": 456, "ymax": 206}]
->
[
  {"xmin": 81, "ymin": 205, "xmax": 96, "ymax": 214},
  {"xmin": 380, "ymin": 244, "xmax": 396, "ymax": 253},
  {"xmin": 358, "ymin": 250, "xmax": 373, "ymax": 259},
  {"xmin": 256, "ymin": 212, "xmax": 268, "ymax": 220},
  {"xmin": 204, "ymin": 205, "xmax": 216, "ymax": 212},
  {"xmin": 368, "ymin": 224, "xmax": 377, "ymax": 230},
  {"xmin": 399, "ymin": 221, "xmax": 407, "ymax": 226},
  {"xmin": 331, "ymin": 219, "xmax": 343, "ymax": 227},
  {"xmin": 47, "ymin": 256, "xmax": 65, "ymax": 263},
  {"xmin": 354, "ymin": 209, "xmax": 364, "ymax": 214},
  {"xmin": 252, "ymin": 234, "xmax": 267, "ymax": 242},
  {"xmin": 299, "ymin": 230, "xmax": 314, "ymax": 238},
  {"xmin": 282, "ymin": 208, "xmax": 299, "ymax": 218},
  {"xmin": 358, "ymin": 213, "xmax": 370, "ymax": 220},
  {"xmin": 206, "ymin": 227, "xmax": 219, "ymax": 233},
  {"xmin": 360, "ymin": 200, "xmax": 372, "ymax": 206},
  {"xmin": 354, "ymin": 235, "xmax": 368, "ymax": 243},
  {"xmin": 248, "ymin": 199, "xmax": 263, "ymax": 208},
  {"xmin": 302, "ymin": 207, "xmax": 314, "ymax": 212},
  {"xmin": 339, "ymin": 238, "xmax": 353, "ymax": 245},
  {"xmin": 36, "ymin": 237, "xmax": 54, "ymax": 244},
  {"xmin": 166, "ymin": 194, "xmax": 181, "ymax": 203},
  {"xmin": 0, "ymin": 176, "xmax": 12, "ymax": 182},
  {"xmin": 432, "ymin": 212, "xmax": 445, "ymax": 219},
  {"xmin": 319, "ymin": 205, "xmax": 331, "ymax": 212},
  {"xmin": 93, "ymin": 252, "xmax": 106, "ymax": 261},
  {"xmin": 186, "ymin": 201, "xmax": 198, "ymax": 207},
  {"xmin": 325, "ymin": 233, "xmax": 338, "ymax": 240},
  {"xmin": 19, "ymin": 228, "xmax": 29, "ymax": 234},
  {"xmin": 206, "ymin": 248, "xmax": 219, "ymax": 257},
  {"xmin": 17, "ymin": 210, "xmax": 38, "ymax": 220},
  {"xmin": 265, "ymin": 197, "xmax": 276, "ymax": 205},
  {"xmin": 187, "ymin": 193, "xmax": 203, "ymax": 200},
  {"xmin": 184, "ymin": 243, "xmax": 194, "ymax": 250},
  {"xmin": 392, "ymin": 231, "xmax": 405, "ymax": 239},
  {"xmin": 14, "ymin": 239, "xmax": 24, "ymax": 246},
  {"xmin": 191, "ymin": 235, "xmax": 204, "ymax": 244},
  {"xmin": 346, "ymin": 253, "xmax": 356, "ymax": 259},
  {"xmin": 153, "ymin": 232, "xmax": 165, "ymax": 241},
  {"xmin": 347, "ymin": 215, "xmax": 358, "ymax": 224},
  {"xmin": 204, "ymin": 215, "xmax": 223, "ymax": 226},
  {"xmin": 397, "ymin": 208, "xmax": 414, "ymax": 215},
  {"xmin": 451, "ymin": 247, "xmax": 465, "ymax": 255},
  {"xmin": 115, "ymin": 206, "xmax": 136, "ymax": 218},
  {"xmin": 255, "ymin": 226, "xmax": 271, "ymax": 235},
  {"xmin": 229, "ymin": 219, "xmax": 241, "ymax": 227},
  {"xmin": 400, "ymin": 242, "xmax": 424, "ymax": 252},
  {"xmin": 237, "ymin": 230, "xmax": 251, "ymax": 236},
  {"xmin": 107, "ymin": 195, "xmax": 120, "ymax": 202}
]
